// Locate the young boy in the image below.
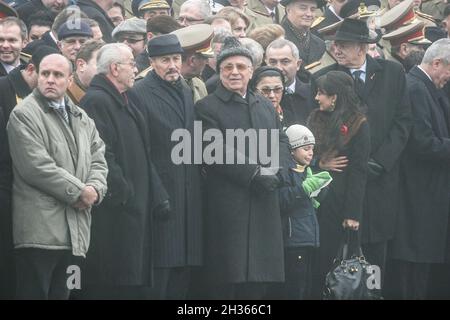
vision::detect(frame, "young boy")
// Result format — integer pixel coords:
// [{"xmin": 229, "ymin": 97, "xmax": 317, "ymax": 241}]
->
[{"xmin": 278, "ymin": 124, "xmax": 332, "ymax": 299}]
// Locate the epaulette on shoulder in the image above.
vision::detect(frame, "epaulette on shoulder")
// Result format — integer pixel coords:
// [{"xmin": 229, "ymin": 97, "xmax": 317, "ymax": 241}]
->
[
  {"xmin": 305, "ymin": 60, "xmax": 321, "ymax": 71},
  {"xmin": 415, "ymin": 10, "xmax": 436, "ymax": 23},
  {"xmin": 311, "ymin": 16, "xmax": 325, "ymax": 29},
  {"xmin": 20, "ymin": 51, "xmax": 31, "ymax": 64},
  {"xmin": 135, "ymin": 66, "xmax": 152, "ymax": 81}
]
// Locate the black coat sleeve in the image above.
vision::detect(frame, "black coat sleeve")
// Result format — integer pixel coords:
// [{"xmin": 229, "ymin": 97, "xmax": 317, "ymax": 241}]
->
[
  {"xmin": 80, "ymin": 93, "xmax": 132, "ymax": 206},
  {"xmin": 407, "ymin": 82, "xmax": 450, "ymax": 161},
  {"xmin": 343, "ymin": 120, "xmax": 371, "ymax": 221},
  {"xmin": 372, "ymin": 67, "xmax": 412, "ymax": 171}
]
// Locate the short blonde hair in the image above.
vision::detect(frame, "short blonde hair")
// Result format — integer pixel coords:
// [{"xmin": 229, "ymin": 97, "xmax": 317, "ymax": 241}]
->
[{"xmin": 217, "ymin": 7, "xmax": 250, "ymax": 29}]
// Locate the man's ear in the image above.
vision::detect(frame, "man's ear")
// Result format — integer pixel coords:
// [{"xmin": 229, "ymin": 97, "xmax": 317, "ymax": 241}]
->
[
  {"xmin": 147, "ymin": 32, "xmax": 154, "ymax": 41},
  {"xmin": 76, "ymin": 58, "xmax": 86, "ymax": 72},
  {"xmin": 297, "ymin": 58, "xmax": 302, "ymax": 71}
]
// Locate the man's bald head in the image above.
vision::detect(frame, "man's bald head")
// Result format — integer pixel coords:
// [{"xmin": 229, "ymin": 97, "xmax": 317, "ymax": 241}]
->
[{"xmin": 38, "ymin": 54, "xmax": 73, "ymax": 101}]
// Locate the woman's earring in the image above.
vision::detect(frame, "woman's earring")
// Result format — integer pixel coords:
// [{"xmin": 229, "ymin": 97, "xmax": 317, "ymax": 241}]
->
[{"xmin": 330, "ymin": 100, "xmax": 336, "ymax": 111}]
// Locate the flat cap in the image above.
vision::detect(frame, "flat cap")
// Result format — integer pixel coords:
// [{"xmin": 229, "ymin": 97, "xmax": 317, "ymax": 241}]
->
[
  {"xmin": 147, "ymin": 33, "xmax": 184, "ymax": 57},
  {"xmin": 112, "ymin": 17, "xmax": 147, "ymax": 40},
  {"xmin": 170, "ymin": 24, "xmax": 214, "ymax": 58},
  {"xmin": 382, "ymin": 20, "xmax": 431, "ymax": 46},
  {"xmin": 57, "ymin": 21, "xmax": 93, "ymax": 40}
]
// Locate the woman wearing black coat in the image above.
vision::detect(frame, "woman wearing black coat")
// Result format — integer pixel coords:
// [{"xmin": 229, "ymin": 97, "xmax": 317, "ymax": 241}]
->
[{"xmin": 307, "ymin": 71, "xmax": 371, "ymax": 297}]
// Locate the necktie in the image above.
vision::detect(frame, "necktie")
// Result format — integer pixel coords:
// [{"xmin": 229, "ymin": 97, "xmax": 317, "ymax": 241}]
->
[
  {"xmin": 56, "ymin": 104, "xmax": 69, "ymax": 123},
  {"xmin": 285, "ymin": 87, "xmax": 294, "ymax": 95},
  {"xmin": 352, "ymin": 70, "xmax": 365, "ymax": 96},
  {"xmin": 270, "ymin": 11, "xmax": 276, "ymax": 23}
]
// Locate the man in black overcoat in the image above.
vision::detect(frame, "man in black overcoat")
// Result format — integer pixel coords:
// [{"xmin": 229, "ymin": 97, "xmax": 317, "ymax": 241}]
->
[
  {"xmin": 79, "ymin": 43, "xmax": 169, "ymax": 299},
  {"xmin": 312, "ymin": 18, "xmax": 412, "ymax": 284},
  {"xmin": 128, "ymin": 34, "xmax": 203, "ymax": 300},
  {"xmin": 281, "ymin": 0, "xmax": 326, "ymax": 66},
  {"xmin": 388, "ymin": 39, "xmax": 450, "ymax": 299},
  {"xmin": 195, "ymin": 37, "xmax": 291, "ymax": 299}
]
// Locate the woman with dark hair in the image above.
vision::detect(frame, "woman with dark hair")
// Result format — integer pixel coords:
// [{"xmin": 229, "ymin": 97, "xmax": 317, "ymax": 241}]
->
[
  {"xmin": 307, "ymin": 70, "xmax": 371, "ymax": 297},
  {"xmin": 250, "ymin": 66, "xmax": 286, "ymax": 125}
]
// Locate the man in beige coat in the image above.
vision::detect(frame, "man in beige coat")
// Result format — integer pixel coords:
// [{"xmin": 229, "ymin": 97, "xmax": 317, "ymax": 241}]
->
[{"xmin": 7, "ymin": 54, "xmax": 108, "ymax": 300}]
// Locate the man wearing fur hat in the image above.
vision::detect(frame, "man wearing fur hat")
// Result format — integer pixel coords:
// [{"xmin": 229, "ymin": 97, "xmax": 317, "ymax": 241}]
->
[
  {"xmin": 195, "ymin": 36, "xmax": 291, "ymax": 299},
  {"xmin": 312, "ymin": 18, "xmax": 412, "ymax": 290}
]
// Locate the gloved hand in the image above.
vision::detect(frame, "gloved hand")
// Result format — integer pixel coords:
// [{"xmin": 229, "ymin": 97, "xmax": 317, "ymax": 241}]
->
[
  {"xmin": 367, "ymin": 158, "xmax": 384, "ymax": 179},
  {"xmin": 154, "ymin": 200, "xmax": 171, "ymax": 220},
  {"xmin": 302, "ymin": 167, "xmax": 333, "ymax": 198},
  {"xmin": 251, "ymin": 167, "xmax": 280, "ymax": 193}
]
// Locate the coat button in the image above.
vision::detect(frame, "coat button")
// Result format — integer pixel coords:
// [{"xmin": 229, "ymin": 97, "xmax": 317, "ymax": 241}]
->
[{"xmin": 298, "ymin": 256, "xmax": 302, "ymax": 260}]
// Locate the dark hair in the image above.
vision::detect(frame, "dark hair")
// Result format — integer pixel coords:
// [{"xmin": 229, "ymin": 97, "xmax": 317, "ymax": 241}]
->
[
  {"xmin": 249, "ymin": 66, "xmax": 285, "ymax": 92},
  {"xmin": 27, "ymin": 10, "xmax": 53, "ymax": 30},
  {"xmin": 113, "ymin": 1, "xmax": 126, "ymax": 17},
  {"xmin": 146, "ymin": 15, "xmax": 181, "ymax": 35},
  {"xmin": 312, "ymin": 70, "xmax": 365, "ymax": 156}
]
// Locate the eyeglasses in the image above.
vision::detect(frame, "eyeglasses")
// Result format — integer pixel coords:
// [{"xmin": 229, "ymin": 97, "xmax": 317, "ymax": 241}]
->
[
  {"xmin": 257, "ymin": 86, "xmax": 284, "ymax": 95},
  {"xmin": 220, "ymin": 63, "xmax": 250, "ymax": 73},
  {"xmin": 117, "ymin": 61, "xmax": 137, "ymax": 68},
  {"xmin": 176, "ymin": 16, "xmax": 204, "ymax": 24},
  {"xmin": 118, "ymin": 37, "xmax": 145, "ymax": 44}
]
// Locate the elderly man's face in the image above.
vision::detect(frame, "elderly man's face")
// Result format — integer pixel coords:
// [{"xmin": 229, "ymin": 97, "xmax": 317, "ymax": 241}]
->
[
  {"xmin": 286, "ymin": 0, "xmax": 317, "ymax": 30},
  {"xmin": 178, "ymin": 5, "xmax": 205, "ymax": 26},
  {"xmin": 143, "ymin": 9, "xmax": 170, "ymax": 21},
  {"xmin": 219, "ymin": 55, "xmax": 253, "ymax": 96},
  {"xmin": 115, "ymin": 49, "xmax": 137, "ymax": 91},
  {"xmin": 265, "ymin": 45, "xmax": 301, "ymax": 86},
  {"xmin": 38, "ymin": 54, "xmax": 72, "ymax": 101},
  {"xmin": 41, "ymin": 0, "xmax": 68, "ymax": 13},
  {"xmin": 151, "ymin": 54, "xmax": 182, "ymax": 82},
  {"xmin": 431, "ymin": 59, "xmax": 450, "ymax": 89},
  {"xmin": 333, "ymin": 41, "xmax": 366, "ymax": 68},
  {"xmin": 0, "ymin": 23, "xmax": 26, "ymax": 65},
  {"xmin": 58, "ymin": 36, "xmax": 90, "ymax": 62}
]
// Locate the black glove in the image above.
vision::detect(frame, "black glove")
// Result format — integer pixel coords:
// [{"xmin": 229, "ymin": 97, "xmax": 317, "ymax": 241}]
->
[
  {"xmin": 251, "ymin": 168, "xmax": 280, "ymax": 193},
  {"xmin": 367, "ymin": 158, "xmax": 384, "ymax": 179},
  {"xmin": 154, "ymin": 200, "xmax": 171, "ymax": 220}
]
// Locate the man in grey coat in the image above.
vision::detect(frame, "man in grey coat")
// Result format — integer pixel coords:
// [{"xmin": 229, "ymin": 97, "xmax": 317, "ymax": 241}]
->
[{"xmin": 7, "ymin": 53, "xmax": 108, "ymax": 299}]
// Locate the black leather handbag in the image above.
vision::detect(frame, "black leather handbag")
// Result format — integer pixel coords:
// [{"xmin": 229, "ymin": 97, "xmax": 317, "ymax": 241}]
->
[{"xmin": 324, "ymin": 230, "xmax": 382, "ymax": 300}]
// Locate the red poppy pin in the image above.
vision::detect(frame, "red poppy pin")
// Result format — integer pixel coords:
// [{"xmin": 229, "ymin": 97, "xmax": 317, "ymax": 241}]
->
[{"xmin": 340, "ymin": 124, "xmax": 348, "ymax": 136}]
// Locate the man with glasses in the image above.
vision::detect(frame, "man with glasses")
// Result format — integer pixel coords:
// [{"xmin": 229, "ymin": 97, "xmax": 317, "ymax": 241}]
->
[
  {"xmin": 265, "ymin": 38, "xmax": 315, "ymax": 126},
  {"xmin": 129, "ymin": 34, "xmax": 203, "ymax": 300},
  {"xmin": 80, "ymin": 43, "xmax": 169, "ymax": 299},
  {"xmin": 195, "ymin": 36, "xmax": 290, "ymax": 299},
  {"xmin": 177, "ymin": 0, "xmax": 211, "ymax": 27},
  {"xmin": 57, "ymin": 20, "xmax": 93, "ymax": 63},
  {"xmin": 281, "ymin": 0, "xmax": 326, "ymax": 65},
  {"xmin": 112, "ymin": 17, "xmax": 147, "ymax": 59}
]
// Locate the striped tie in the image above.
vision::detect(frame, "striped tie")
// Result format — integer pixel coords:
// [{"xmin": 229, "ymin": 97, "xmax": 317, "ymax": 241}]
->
[{"xmin": 56, "ymin": 105, "xmax": 69, "ymax": 123}]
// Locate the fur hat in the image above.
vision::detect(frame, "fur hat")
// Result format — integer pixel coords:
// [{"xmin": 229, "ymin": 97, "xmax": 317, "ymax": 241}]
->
[{"xmin": 216, "ymin": 36, "xmax": 253, "ymax": 71}]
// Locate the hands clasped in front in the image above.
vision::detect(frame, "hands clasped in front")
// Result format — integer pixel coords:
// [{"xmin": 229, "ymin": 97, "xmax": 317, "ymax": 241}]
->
[{"xmin": 73, "ymin": 185, "xmax": 98, "ymax": 210}]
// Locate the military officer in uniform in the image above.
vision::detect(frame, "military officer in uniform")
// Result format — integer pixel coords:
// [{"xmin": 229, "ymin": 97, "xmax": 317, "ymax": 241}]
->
[{"xmin": 171, "ymin": 24, "xmax": 214, "ymax": 103}]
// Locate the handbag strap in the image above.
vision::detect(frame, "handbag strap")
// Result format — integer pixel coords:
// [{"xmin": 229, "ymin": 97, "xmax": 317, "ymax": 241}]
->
[{"xmin": 335, "ymin": 229, "xmax": 363, "ymax": 262}]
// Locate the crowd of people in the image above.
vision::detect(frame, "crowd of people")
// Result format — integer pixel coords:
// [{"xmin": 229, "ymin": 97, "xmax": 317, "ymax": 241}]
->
[{"xmin": 0, "ymin": 0, "xmax": 449, "ymax": 300}]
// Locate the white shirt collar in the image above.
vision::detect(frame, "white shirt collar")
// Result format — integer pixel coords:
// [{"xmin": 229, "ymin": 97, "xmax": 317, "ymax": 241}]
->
[
  {"xmin": 49, "ymin": 98, "xmax": 65, "ymax": 109},
  {"xmin": 287, "ymin": 78, "xmax": 296, "ymax": 93},
  {"xmin": 417, "ymin": 65, "xmax": 433, "ymax": 83},
  {"xmin": 350, "ymin": 60, "xmax": 367, "ymax": 81},
  {"xmin": 265, "ymin": 5, "xmax": 276, "ymax": 15},
  {"xmin": 1, "ymin": 61, "xmax": 19, "ymax": 74}
]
